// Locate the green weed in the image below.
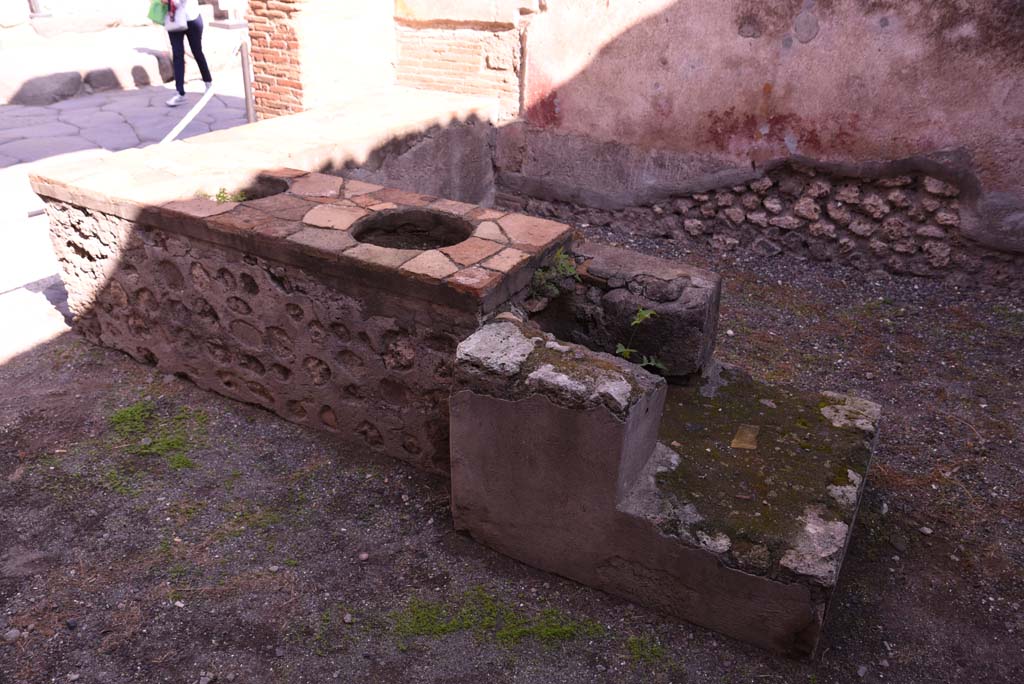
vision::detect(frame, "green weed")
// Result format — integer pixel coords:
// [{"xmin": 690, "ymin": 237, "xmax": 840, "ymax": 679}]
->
[
  {"xmin": 391, "ymin": 586, "xmax": 604, "ymax": 650},
  {"xmin": 626, "ymin": 635, "xmax": 666, "ymax": 664},
  {"xmin": 616, "ymin": 307, "xmax": 668, "ymax": 372}
]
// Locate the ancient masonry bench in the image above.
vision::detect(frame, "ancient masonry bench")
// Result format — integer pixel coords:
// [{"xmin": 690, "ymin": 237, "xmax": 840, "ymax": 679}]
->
[{"xmin": 31, "ymin": 164, "xmax": 879, "ymax": 660}]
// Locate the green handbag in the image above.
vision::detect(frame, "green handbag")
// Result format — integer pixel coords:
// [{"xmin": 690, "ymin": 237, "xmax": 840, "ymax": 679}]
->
[{"xmin": 148, "ymin": 0, "xmax": 168, "ymax": 25}]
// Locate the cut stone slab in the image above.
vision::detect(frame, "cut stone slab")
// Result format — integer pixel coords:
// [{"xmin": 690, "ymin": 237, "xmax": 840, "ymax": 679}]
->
[
  {"xmin": 0, "ymin": 121, "xmax": 79, "ymax": 142},
  {"xmin": 80, "ymin": 124, "xmax": 140, "ymax": 151}
]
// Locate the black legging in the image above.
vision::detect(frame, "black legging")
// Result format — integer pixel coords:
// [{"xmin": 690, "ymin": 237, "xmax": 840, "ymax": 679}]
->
[{"xmin": 169, "ymin": 15, "xmax": 212, "ymax": 96}]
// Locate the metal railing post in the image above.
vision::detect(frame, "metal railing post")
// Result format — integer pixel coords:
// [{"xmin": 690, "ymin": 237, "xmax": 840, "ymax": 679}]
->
[{"xmin": 241, "ymin": 39, "xmax": 256, "ymax": 124}]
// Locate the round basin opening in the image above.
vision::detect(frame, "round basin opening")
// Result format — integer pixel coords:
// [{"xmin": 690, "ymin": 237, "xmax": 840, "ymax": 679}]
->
[{"xmin": 351, "ymin": 208, "xmax": 474, "ymax": 250}]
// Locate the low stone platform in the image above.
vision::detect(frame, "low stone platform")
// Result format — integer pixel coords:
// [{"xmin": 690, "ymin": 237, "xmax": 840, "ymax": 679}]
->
[
  {"xmin": 451, "ymin": 320, "xmax": 879, "ymax": 657},
  {"xmin": 647, "ymin": 365, "xmax": 878, "ymax": 588}
]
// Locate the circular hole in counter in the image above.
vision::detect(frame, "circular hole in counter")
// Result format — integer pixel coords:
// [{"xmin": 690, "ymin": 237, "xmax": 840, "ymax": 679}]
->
[{"xmin": 350, "ymin": 208, "xmax": 473, "ymax": 251}]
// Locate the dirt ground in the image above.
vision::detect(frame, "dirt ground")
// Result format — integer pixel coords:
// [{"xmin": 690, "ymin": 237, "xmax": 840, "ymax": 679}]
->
[{"xmin": 1, "ymin": 220, "xmax": 1022, "ymax": 683}]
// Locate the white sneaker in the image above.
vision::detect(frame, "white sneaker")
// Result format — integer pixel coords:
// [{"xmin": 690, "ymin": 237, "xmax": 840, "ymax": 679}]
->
[{"xmin": 166, "ymin": 94, "xmax": 187, "ymax": 107}]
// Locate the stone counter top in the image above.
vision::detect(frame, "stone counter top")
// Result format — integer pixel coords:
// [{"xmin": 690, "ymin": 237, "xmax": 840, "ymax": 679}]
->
[
  {"xmin": 27, "ymin": 86, "xmax": 498, "ymax": 218},
  {"xmin": 27, "ymin": 87, "xmax": 575, "ymax": 312}
]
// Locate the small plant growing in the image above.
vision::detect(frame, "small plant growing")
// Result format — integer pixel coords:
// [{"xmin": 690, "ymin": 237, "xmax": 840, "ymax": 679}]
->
[
  {"xmin": 616, "ymin": 307, "xmax": 668, "ymax": 372},
  {"xmin": 214, "ymin": 187, "xmax": 247, "ymax": 203},
  {"xmin": 530, "ymin": 247, "xmax": 580, "ymax": 298}
]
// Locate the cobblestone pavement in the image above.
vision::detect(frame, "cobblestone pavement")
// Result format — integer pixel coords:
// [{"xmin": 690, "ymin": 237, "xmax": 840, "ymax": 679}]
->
[
  {"xmin": 0, "ymin": 76, "xmax": 249, "ymax": 362},
  {"xmin": 0, "ymin": 82, "xmax": 247, "ymax": 167}
]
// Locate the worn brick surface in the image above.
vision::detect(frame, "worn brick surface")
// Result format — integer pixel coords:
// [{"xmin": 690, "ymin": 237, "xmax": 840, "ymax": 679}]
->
[
  {"xmin": 498, "ymin": 213, "xmax": 570, "ymax": 250},
  {"xmin": 401, "ymin": 250, "xmax": 460, "ymax": 280},
  {"xmin": 482, "ymin": 247, "xmax": 530, "ymax": 273},
  {"xmin": 303, "ymin": 204, "xmax": 368, "ymax": 231},
  {"xmin": 447, "ymin": 266, "xmax": 502, "ymax": 295},
  {"xmin": 441, "ymin": 237, "xmax": 503, "ymax": 266},
  {"xmin": 289, "ymin": 172, "xmax": 345, "ymax": 198}
]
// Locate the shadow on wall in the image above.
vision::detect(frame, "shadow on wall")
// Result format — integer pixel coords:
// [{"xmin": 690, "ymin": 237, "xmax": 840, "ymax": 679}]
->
[{"xmin": 493, "ymin": 0, "xmax": 1024, "ymax": 260}]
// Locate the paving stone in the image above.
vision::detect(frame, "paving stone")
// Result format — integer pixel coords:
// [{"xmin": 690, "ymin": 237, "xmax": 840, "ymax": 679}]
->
[
  {"xmin": 0, "ymin": 121, "xmax": 79, "ymax": 142},
  {"xmin": 401, "ymin": 250, "xmax": 460, "ymax": 280},
  {"xmin": 0, "ymin": 114, "xmax": 60, "ymax": 132},
  {"xmin": 209, "ymin": 117, "xmax": 247, "ymax": 132},
  {"xmin": 498, "ymin": 213, "xmax": 570, "ymax": 250},
  {"xmin": 304, "ymin": 204, "xmax": 367, "ymax": 230},
  {"xmin": 50, "ymin": 93, "xmax": 111, "ymax": 111},
  {"xmin": 80, "ymin": 124, "xmax": 140, "ymax": 151},
  {"xmin": 58, "ymin": 109, "xmax": 125, "ymax": 129},
  {"xmin": 289, "ymin": 173, "xmax": 344, "ymax": 198},
  {"xmin": 344, "ymin": 243, "xmax": 418, "ymax": 270},
  {"xmin": 0, "ymin": 136, "xmax": 97, "ymax": 162},
  {"xmin": 440, "ymin": 236, "xmax": 503, "ymax": 266},
  {"xmin": 178, "ymin": 120, "xmax": 212, "ymax": 140},
  {"xmin": 287, "ymin": 227, "xmax": 357, "ymax": 257},
  {"xmin": 482, "ymin": 247, "xmax": 530, "ymax": 273}
]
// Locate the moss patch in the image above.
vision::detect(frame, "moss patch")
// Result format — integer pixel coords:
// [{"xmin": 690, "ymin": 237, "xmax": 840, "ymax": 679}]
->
[
  {"xmin": 390, "ymin": 587, "xmax": 604, "ymax": 650},
  {"xmin": 108, "ymin": 401, "xmax": 208, "ymax": 470},
  {"xmin": 655, "ymin": 366, "xmax": 874, "ymax": 576}
]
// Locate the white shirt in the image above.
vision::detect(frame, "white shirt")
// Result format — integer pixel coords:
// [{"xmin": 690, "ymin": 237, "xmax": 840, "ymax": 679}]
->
[{"xmin": 173, "ymin": 0, "xmax": 202, "ymax": 22}]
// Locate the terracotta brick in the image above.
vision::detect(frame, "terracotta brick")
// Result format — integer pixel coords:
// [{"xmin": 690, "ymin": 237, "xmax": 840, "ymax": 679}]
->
[
  {"xmin": 303, "ymin": 204, "xmax": 367, "ymax": 231},
  {"xmin": 482, "ymin": 247, "xmax": 530, "ymax": 273},
  {"xmin": 429, "ymin": 198, "xmax": 477, "ymax": 215},
  {"xmin": 401, "ymin": 250, "xmax": 460, "ymax": 280},
  {"xmin": 471, "ymin": 220, "xmax": 507, "ymax": 243},
  {"xmin": 289, "ymin": 172, "xmax": 344, "ymax": 198},
  {"xmin": 208, "ymin": 206, "xmax": 274, "ymax": 234},
  {"xmin": 343, "ymin": 243, "xmax": 418, "ymax": 270},
  {"xmin": 441, "ymin": 237, "xmax": 503, "ymax": 266},
  {"xmin": 373, "ymin": 187, "xmax": 434, "ymax": 207},
  {"xmin": 245, "ymin": 193, "xmax": 318, "ymax": 221},
  {"xmin": 163, "ymin": 197, "xmax": 237, "ymax": 218},
  {"xmin": 287, "ymin": 227, "xmax": 356, "ymax": 257},
  {"xmin": 447, "ymin": 267, "xmax": 502, "ymax": 296},
  {"xmin": 498, "ymin": 214, "xmax": 570, "ymax": 250},
  {"xmin": 343, "ymin": 179, "xmax": 383, "ymax": 197},
  {"xmin": 252, "ymin": 219, "xmax": 304, "ymax": 240},
  {"xmin": 466, "ymin": 207, "xmax": 507, "ymax": 222}
]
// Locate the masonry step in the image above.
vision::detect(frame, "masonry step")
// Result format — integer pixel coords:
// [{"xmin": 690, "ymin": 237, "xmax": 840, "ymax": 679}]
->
[{"xmin": 625, "ymin": 363, "xmax": 878, "ymax": 590}]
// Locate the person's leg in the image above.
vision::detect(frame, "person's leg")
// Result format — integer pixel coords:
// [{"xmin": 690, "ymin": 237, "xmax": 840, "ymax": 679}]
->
[
  {"xmin": 169, "ymin": 29, "xmax": 187, "ymax": 96},
  {"xmin": 185, "ymin": 16, "xmax": 213, "ymax": 86}
]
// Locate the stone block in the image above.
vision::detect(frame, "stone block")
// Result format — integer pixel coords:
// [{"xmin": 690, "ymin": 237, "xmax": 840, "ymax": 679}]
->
[
  {"xmin": 532, "ymin": 242, "xmax": 721, "ymax": 379},
  {"xmin": 451, "ymin": 322, "xmax": 879, "ymax": 657}
]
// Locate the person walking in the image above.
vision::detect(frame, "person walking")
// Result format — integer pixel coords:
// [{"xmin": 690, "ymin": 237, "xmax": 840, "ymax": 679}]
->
[{"xmin": 163, "ymin": 0, "xmax": 213, "ymax": 107}]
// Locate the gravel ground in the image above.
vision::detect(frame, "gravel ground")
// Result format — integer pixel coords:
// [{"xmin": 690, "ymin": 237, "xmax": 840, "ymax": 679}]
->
[{"xmin": 1, "ymin": 216, "xmax": 1022, "ymax": 683}]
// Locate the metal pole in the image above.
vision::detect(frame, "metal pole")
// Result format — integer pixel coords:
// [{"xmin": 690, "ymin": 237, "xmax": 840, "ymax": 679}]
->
[{"xmin": 241, "ymin": 39, "xmax": 257, "ymax": 124}]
